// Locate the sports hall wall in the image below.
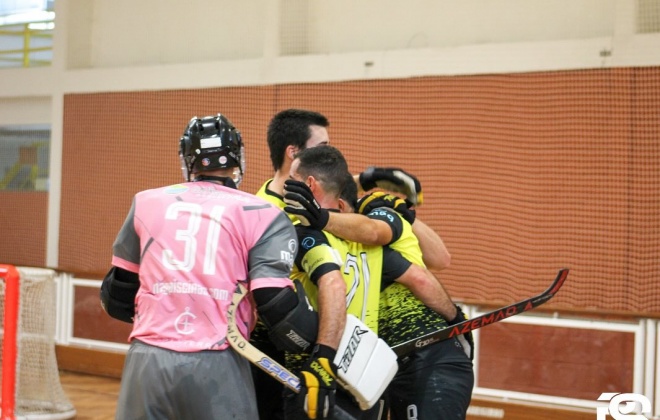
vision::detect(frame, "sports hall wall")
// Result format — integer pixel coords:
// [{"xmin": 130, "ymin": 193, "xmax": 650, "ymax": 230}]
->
[
  {"xmin": 52, "ymin": 70, "xmax": 660, "ymax": 404},
  {"xmin": 57, "ymin": 69, "xmax": 660, "ymax": 316},
  {"xmin": 2, "ymin": 0, "xmax": 660, "ymax": 416}
]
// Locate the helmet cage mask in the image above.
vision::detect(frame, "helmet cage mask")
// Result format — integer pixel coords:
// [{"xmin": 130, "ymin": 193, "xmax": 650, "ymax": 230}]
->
[{"xmin": 179, "ymin": 114, "xmax": 245, "ymax": 186}]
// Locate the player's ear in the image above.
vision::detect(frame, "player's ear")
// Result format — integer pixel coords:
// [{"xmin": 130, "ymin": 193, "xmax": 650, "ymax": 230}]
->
[
  {"xmin": 286, "ymin": 145, "xmax": 298, "ymax": 161},
  {"xmin": 338, "ymin": 199, "xmax": 350, "ymax": 213},
  {"xmin": 306, "ymin": 176, "xmax": 319, "ymax": 193}
]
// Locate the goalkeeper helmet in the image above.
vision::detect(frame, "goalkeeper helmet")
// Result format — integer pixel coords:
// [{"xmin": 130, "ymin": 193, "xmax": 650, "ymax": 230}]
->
[{"xmin": 179, "ymin": 114, "xmax": 245, "ymax": 185}]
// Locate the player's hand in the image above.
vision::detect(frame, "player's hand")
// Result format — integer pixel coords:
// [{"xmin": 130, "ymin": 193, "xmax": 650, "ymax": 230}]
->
[
  {"xmin": 357, "ymin": 191, "xmax": 416, "ymax": 225},
  {"xmin": 358, "ymin": 167, "xmax": 423, "ymax": 206},
  {"xmin": 448, "ymin": 304, "xmax": 474, "ymax": 360},
  {"xmin": 297, "ymin": 344, "xmax": 338, "ymax": 419},
  {"xmin": 283, "ymin": 180, "xmax": 330, "ymax": 229}
]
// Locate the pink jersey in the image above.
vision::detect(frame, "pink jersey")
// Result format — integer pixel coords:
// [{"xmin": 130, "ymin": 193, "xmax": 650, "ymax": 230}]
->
[{"xmin": 111, "ymin": 181, "xmax": 297, "ymax": 352}]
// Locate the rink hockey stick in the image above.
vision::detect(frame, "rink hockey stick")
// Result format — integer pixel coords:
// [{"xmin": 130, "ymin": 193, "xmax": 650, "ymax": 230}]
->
[
  {"xmin": 227, "ymin": 282, "xmax": 390, "ymax": 419},
  {"xmin": 391, "ymin": 268, "xmax": 570, "ymax": 357},
  {"xmin": 228, "ymin": 268, "xmax": 568, "ymax": 388},
  {"xmin": 227, "ymin": 284, "xmax": 385, "ymax": 417},
  {"xmin": 226, "ymin": 282, "xmax": 301, "ymax": 392}
]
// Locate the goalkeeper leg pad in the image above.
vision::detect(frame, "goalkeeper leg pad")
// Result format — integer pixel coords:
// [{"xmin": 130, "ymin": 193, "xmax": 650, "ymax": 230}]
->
[{"xmin": 333, "ymin": 315, "xmax": 398, "ymax": 410}]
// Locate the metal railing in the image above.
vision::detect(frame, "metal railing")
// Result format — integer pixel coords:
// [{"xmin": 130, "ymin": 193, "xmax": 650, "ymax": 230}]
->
[{"xmin": 0, "ymin": 19, "xmax": 53, "ymax": 67}]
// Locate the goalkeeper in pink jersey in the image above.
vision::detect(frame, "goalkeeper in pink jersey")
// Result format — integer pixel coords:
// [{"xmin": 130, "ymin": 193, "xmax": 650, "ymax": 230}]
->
[{"xmin": 100, "ymin": 114, "xmax": 341, "ymax": 420}]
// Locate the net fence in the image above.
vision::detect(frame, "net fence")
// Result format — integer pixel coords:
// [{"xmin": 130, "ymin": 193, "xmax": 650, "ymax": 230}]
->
[
  {"xmin": 1, "ymin": 1, "xmax": 659, "ymax": 319},
  {"xmin": 46, "ymin": 66, "xmax": 660, "ymax": 316}
]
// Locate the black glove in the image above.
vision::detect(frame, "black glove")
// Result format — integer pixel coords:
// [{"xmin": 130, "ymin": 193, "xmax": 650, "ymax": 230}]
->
[
  {"xmin": 283, "ymin": 180, "xmax": 330, "ymax": 230},
  {"xmin": 357, "ymin": 191, "xmax": 416, "ymax": 225},
  {"xmin": 448, "ymin": 304, "xmax": 474, "ymax": 360},
  {"xmin": 297, "ymin": 344, "xmax": 338, "ymax": 419},
  {"xmin": 358, "ymin": 167, "xmax": 424, "ymax": 206},
  {"xmin": 100, "ymin": 267, "xmax": 139, "ymax": 323}
]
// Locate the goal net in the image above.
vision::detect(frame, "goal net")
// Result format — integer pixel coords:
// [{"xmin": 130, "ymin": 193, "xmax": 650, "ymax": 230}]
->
[{"xmin": 0, "ymin": 265, "xmax": 76, "ymax": 419}]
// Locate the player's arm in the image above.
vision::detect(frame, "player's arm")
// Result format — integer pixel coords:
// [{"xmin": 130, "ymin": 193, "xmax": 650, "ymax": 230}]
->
[
  {"xmin": 100, "ymin": 266, "xmax": 139, "ymax": 323},
  {"xmin": 381, "ymin": 246, "xmax": 456, "ymax": 320},
  {"xmin": 248, "ymin": 211, "xmax": 320, "ymax": 354},
  {"xmin": 325, "ymin": 212, "xmax": 394, "ymax": 245},
  {"xmin": 400, "ymin": 264, "xmax": 474, "ymax": 359},
  {"xmin": 101, "ymin": 199, "xmax": 141, "ymax": 323},
  {"xmin": 291, "ymin": 226, "xmax": 346, "ymax": 420},
  {"xmin": 412, "ymin": 219, "xmax": 451, "ymax": 271},
  {"xmin": 397, "ymin": 265, "xmax": 457, "ymax": 321},
  {"xmin": 283, "ymin": 179, "xmax": 396, "ymax": 245},
  {"xmin": 315, "ymin": 271, "xmax": 347, "ymax": 349},
  {"xmin": 383, "ymin": 246, "xmax": 472, "ymax": 359},
  {"xmin": 253, "ymin": 280, "xmax": 318, "ymax": 353},
  {"xmin": 359, "ymin": 191, "xmax": 451, "ymax": 272},
  {"xmin": 292, "ymin": 226, "xmax": 347, "ymax": 350}
]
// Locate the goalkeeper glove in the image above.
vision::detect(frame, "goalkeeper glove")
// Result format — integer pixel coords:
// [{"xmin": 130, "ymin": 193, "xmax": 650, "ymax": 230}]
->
[
  {"xmin": 358, "ymin": 167, "xmax": 424, "ymax": 206},
  {"xmin": 283, "ymin": 180, "xmax": 330, "ymax": 230},
  {"xmin": 297, "ymin": 344, "xmax": 338, "ymax": 419},
  {"xmin": 357, "ymin": 191, "xmax": 416, "ymax": 225},
  {"xmin": 448, "ymin": 304, "xmax": 474, "ymax": 360}
]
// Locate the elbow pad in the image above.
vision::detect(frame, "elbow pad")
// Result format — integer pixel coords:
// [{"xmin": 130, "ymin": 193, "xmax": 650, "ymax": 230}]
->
[
  {"xmin": 257, "ymin": 280, "xmax": 318, "ymax": 353},
  {"xmin": 100, "ymin": 267, "xmax": 139, "ymax": 324}
]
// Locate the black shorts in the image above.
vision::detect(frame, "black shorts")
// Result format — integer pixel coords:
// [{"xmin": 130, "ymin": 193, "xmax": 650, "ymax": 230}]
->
[{"xmin": 385, "ymin": 337, "xmax": 474, "ymax": 420}]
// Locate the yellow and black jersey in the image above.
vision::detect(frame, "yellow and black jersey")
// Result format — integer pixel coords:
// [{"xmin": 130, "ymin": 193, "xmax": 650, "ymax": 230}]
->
[
  {"xmin": 364, "ymin": 207, "xmax": 450, "ymax": 347},
  {"xmin": 286, "ymin": 224, "xmax": 408, "ymax": 372},
  {"xmin": 256, "ymin": 179, "xmax": 299, "ymax": 223},
  {"xmin": 255, "ymin": 179, "xmax": 283, "ymax": 208},
  {"xmin": 291, "ymin": 225, "xmax": 384, "ymax": 332}
]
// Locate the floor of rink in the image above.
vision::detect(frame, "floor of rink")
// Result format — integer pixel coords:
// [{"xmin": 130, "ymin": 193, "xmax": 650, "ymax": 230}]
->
[
  {"xmin": 58, "ymin": 370, "xmax": 598, "ymax": 420},
  {"xmin": 60, "ymin": 371, "xmax": 120, "ymax": 420}
]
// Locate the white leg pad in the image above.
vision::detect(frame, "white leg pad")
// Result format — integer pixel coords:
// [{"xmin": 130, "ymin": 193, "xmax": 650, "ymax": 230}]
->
[{"xmin": 333, "ymin": 315, "xmax": 398, "ymax": 410}]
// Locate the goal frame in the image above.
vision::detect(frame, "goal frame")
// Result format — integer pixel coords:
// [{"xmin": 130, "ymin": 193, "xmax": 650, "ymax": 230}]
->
[{"xmin": 1, "ymin": 264, "xmax": 19, "ymax": 420}]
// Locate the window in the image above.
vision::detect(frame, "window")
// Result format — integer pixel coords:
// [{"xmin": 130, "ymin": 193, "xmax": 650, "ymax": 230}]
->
[{"xmin": 0, "ymin": 125, "xmax": 50, "ymax": 191}]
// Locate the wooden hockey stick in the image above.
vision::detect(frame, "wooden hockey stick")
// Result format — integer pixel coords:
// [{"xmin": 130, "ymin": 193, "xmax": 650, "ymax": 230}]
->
[
  {"xmin": 225, "ymin": 281, "xmax": 300, "ymax": 392},
  {"xmin": 226, "ymin": 282, "xmax": 385, "ymax": 418}
]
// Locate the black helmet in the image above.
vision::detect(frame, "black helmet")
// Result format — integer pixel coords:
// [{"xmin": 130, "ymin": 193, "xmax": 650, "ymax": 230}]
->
[{"xmin": 179, "ymin": 114, "xmax": 245, "ymax": 185}]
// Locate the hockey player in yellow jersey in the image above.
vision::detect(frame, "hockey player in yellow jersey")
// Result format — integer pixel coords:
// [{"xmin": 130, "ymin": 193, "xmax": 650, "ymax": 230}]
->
[
  {"xmin": 253, "ymin": 109, "xmax": 440, "ymax": 420},
  {"xmin": 282, "ymin": 145, "xmax": 413, "ymax": 420},
  {"xmin": 284, "ymin": 161, "xmax": 475, "ymax": 419},
  {"xmin": 356, "ymin": 192, "xmax": 474, "ymax": 420}
]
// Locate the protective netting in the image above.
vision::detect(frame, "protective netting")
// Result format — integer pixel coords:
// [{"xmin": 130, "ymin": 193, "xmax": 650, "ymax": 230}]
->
[
  {"xmin": 0, "ymin": 267, "xmax": 76, "ymax": 419},
  {"xmin": 48, "ymin": 67, "xmax": 660, "ymax": 317}
]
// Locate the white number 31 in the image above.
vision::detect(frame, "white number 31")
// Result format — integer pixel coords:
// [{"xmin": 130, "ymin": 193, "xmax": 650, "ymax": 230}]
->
[{"xmin": 162, "ymin": 202, "xmax": 225, "ymax": 275}]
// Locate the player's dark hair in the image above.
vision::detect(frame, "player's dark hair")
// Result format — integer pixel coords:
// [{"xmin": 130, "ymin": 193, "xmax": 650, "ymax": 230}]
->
[
  {"xmin": 339, "ymin": 173, "xmax": 358, "ymax": 212},
  {"xmin": 295, "ymin": 145, "xmax": 349, "ymax": 198},
  {"xmin": 267, "ymin": 109, "xmax": 329, "ymax": 171}
]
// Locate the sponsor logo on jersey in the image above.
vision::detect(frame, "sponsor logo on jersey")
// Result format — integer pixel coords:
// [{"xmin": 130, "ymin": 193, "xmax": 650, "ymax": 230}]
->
[
  {"xmin": 288, "ymin": 239, "xmax": 297, "ymax": 254},
  {"xmin": 164, "ymin": 184, "xmax": 189, "ymax": 194},
  {"xmin": 301, "ymin": 237, "xmax": 316, "ymax": 249}
]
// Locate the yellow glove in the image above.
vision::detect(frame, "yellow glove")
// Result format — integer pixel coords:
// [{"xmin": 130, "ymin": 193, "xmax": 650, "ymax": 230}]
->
[
  {"xmin": 357, "ymin": 191, "xmax": 416, "ymax": 225},
  {"xmin": 297, "ymin": 344, "xmax": 337, "ymax": 419}
]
